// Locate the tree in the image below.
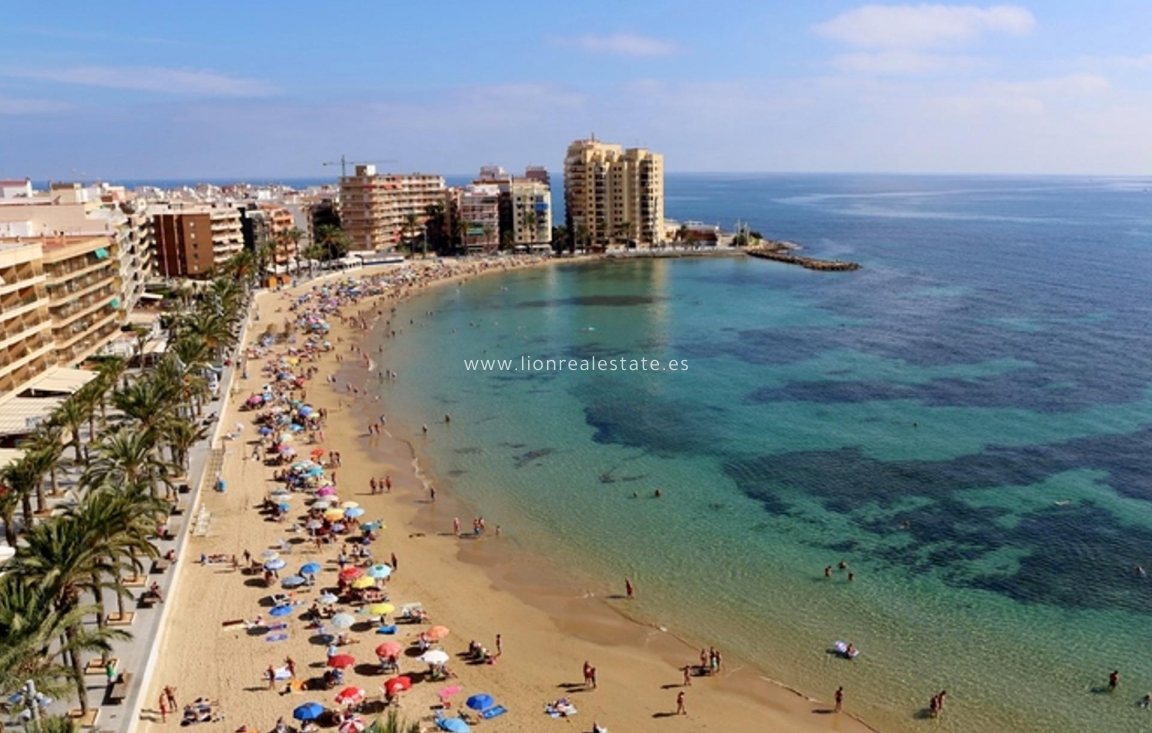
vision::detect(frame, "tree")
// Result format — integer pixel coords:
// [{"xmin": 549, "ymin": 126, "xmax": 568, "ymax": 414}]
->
[
  {"xmin": 550, "ymin": 225, "xmax": 568, "ymax": 254},
  {"xmin": 676, "ymin": 224, "xmax": 690, "ymax": 245},
  {"xmin": 159, "ymin": 417, "xmax": 208, "ymax": 476},
  {"xmin": 315, "ymin": 225, "xmax": 351, "ymax": 261},
  {"xmin": 24, "ymin": 424, "xmax": 65, "ymax": 509},
  {"xmin": 83, "ymin": 430, "xmax": 176, "ymax": 498},
  {"xmin": 522, "ymin": 211, "xmax": 538, "ymax": 244},
  {"xmin": 51, "ymin": 397, "xmax": 90, "ymax": 466},
  {"xmin": 575, "ymin": 224, "xmax": 591, "ymax": 253},
  {"xmin": 402, "ymin": 212, "xmax": 422, "ymax": 257}
]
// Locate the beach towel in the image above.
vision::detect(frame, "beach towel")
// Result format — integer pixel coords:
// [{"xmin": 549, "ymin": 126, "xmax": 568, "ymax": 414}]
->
[
  {"xmin": 481, "ymin": 706, "xmax": 507, "ymax": 720},
  {"xmin": 267, "ymin": 623, "xmax": 288, "ymax": 632},
  {"xmin": 266, "ymin": 634, "xmax": 289, "ymax": 642},
  {"xmin": 375, "ymin": 625, "xmax": 397, "ymax": 635},
  {"xmin": 545, "ymin": 703, "xmax": 577, "ymax": 718}
]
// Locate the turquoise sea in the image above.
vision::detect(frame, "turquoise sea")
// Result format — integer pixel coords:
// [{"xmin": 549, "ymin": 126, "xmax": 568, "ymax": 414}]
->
[{"xmin": 374, "ymin": 174, "xmax": 1152, "ymax": 733}]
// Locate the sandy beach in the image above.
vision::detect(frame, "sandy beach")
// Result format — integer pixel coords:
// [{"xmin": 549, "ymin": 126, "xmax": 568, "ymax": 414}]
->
[{"xmin": 138, "ymin": 257, "xmax": 879, "ymax": 733}]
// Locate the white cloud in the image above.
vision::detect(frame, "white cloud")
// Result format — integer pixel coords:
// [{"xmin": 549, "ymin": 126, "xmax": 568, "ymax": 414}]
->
[
  {"xmin": 833, "ymin": 50, "xmax": 987, "ymax": 74},
  {"xmin": 553, "ymin": 33, "xmax": 679, "ymax": 57},
  {"xmin": 930, "ymin": 73, "xmax": 1110, "ymax": 116},
  {"xmin": 814, "ymin": 4, "xmax": 1036, "ymax": 49},
  {"xmin": 0, "ymin": 95, "xmax": 71, "ymax": 115},
  {"xmin": 0, "ymin": 66, "xmax": 277, "ymax": 97}
]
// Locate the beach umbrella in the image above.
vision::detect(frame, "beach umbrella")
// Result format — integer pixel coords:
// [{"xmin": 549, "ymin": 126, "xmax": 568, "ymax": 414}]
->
[
  {"xmin": 350, "ymin": 577, "xmax": 375, "ymax": 590},
  {"xmin": 437, "ymin": 719, "xmax": 469, "ymax": 733},
  {"xmin": 318, "ymin": 593, "xmax": 339, "ymax": 605},
  {"xmin": 339, "ymin": 567, "xmax": 363, "ymax": 582},
  {"xmin": 331, "ymin": 522, "xmax": 347, "ymax": 533},
  {"xmin": 265, "ymin": 558, "xmax": 287, "ymax": 571},
  {"xmin": 312, "ymin": 501, "xmax": 332, "ymax": 510},
  {"xmin": 300, "ymin": 562, "xmax": 322, "ymax": 575},
  {"xmin": 269, "ymin": 604, "xmax": 293, "ymax": 617},
  {"xmin": 362, "ymin": 521, "xmax": 383, "ymax": 532},
  {"xmin": 341, "ymin": 501, "xmax": 359, "ymax": 509},
  {"xmin": 282, "ymin": 575, "xmax": 307, "ymax": 588},
  {"xmin": 338, "ymin": 719, "xmax": 365, "ymax": 733},
  {"xmin": 334, "ymin": 687, "xmax": 365, "ymax": 705},
  {"xmin": 317, "ymin": 486, "xmax": 336, "ymax": 496},
  {"xmin": 307, "ymin": 467, "xmax": 325, "ymax": 477},
  {"xmin": 383, "ymin": 676, "xmax": 412, "ymax": 695},
  {"xmin": 466, "ymin": 694, "xmax": 494, "ymax": 711},
  {"xmin": 306, "ymin": 518, "xmax": 324, "ymax": 530},
  {"xmin": 375, "ymin": 642, "xmax": 402, "ymax": 658},
  {"xmin": 367, "ymin": 564, "xmax": 392, "ymax": 580},
  {"xmin": 328, "ymin": 654, "xmax": 356, "ymax": 669},
  {"xmin": 293, "ymin": 703, "xmax": 324, "ymax": 721},
  {"xmin": 271, "ymin": 489, "xmax": 291, "ymax": 498},
  {"xmin": 299, "ymin": 406, "xmax": 314, "ymax": 417},
  {"xmin": 325, "ymin": 509, "xmax": 346, "ymax": 521},
  {"xmin": 261, "ymin": 550, "xmax": 280, "ymax": 559},
  {"xmin": 367, "ymin": 603, "xmax": 395, "ymax": 616},
  {"xmin": 427, "ymin": 626, "xmax": 451, "ymax": 641},
  {"xmin": 259, "ymin": 426, "xmax": 273, "ymax": 435},
  {"xmin": 421, "ymin": 650, "xmax": 450, "ymax": 665},
  {"xmin": 438, "ymin": 685, "xmax": 463, "ymax": 703},
  {"xmin": 330, "ymin": 613, "xmax": 355, "ymax": 629},
  {"xmin": 311, "ymin": 447, "xmax": 326, "ymax": 456},
  {"xmin": 278, "ymin": 503, "xmax": 291, "ymax": 512},
  {"xmin": 345, "ymin": 507, "xmax": 366, "ymax": 519}
]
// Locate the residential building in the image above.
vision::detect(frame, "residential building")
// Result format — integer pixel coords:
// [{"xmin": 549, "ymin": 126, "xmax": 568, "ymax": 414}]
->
[
  {"xmin": 153, "ymin": 206, "xmax": 243, "ymax": 278},
  {"xmin": 459, "ymin": 184, "xmax": 502, "ymax": 251},
  {"xmin": 41, "ymin": 235, "xmax": 123, "ymax": 365},
  {"xmin": 261, "ymin": 205, "xmax": 297, "ymax": 265},
  {"xmin": 508, "ymin": 178, "xmax": 552, "ymax": 246},
  {"xmin": 338, "ymin": 165, "xmax": 445, "ymax": 251},
  {"xmin": 563, "ymin": 138, "xmax": 665, "ymax": 249},
  {"xmin": 0, "ymin": 241, "xmax": 53, "ymax": 396},
  {"xmin": 0, "ymin": 179, "xmax": 33, "ymax": 199},
  {"xmin": 524, "ymin": 166, "xmax": 550, "ymax": 188},
  {"xmin": 238, "ymin": 205, "xmax": 273, "ymax": 252}
]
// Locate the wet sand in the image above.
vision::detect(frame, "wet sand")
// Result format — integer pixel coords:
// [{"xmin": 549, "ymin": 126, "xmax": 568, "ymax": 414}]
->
[{"xmin": 140, "ymin": 259, "xmax": 879, "ymax": 733}]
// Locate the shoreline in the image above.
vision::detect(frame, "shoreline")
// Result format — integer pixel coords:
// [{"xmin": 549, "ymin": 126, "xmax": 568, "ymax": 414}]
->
[{"xmin": 141, "ymin": 256, "xmax": 880, "ymax": 733}]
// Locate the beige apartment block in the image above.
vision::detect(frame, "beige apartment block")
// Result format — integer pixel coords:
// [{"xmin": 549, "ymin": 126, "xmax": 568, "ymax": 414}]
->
[
  {"xmin": 339, "ymin": 165, "xmax": 445, "ymax": 251},
  {"xmin": 459, "ymin": 184, "xmax": 502, "ymax": 251},
  {"xmin": 0, "ymin": 242, "xmax": 54, "ymax": 395},
  {"xmin": 41, "ymin": 235, "xmax": 124, "ymax": 366},
  {"xmin": 509, "ymin": 178, "xmax": 552, "ymax": 245},
  {"xmin": 564, "ymin": 138, "xmax": 664, "ymax": 248}
]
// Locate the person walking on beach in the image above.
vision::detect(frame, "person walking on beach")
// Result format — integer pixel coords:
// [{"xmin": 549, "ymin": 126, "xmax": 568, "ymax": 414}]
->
[
  {"xmin": 285, "ymin": 657, "xmax": 296, "ymax": 679},
  {"xmin": 158, "ymin": 693, "xmax": 169, "ymax": 723},
  {"xmin": 453, "ymin": 517, "xmax": 460, "ymax": 536},
  {"xmin": 429, "ymin": 486, "xmax": 436, "ymax": 502},
  {"xmin": 682, "ymin": 665, "xmax": 692, "ymax": 686},
  {"xmin": 834, "ymin": 686, "xmax": 844, "ymax": 713},
  {"xmin": 384, "ymin": 475, "xmax": 392, "ymax": 492},
  {"xmin": 390, "ymin": 552, "xmax": 398, "ymax": 571},
  {"xmin": 495, "ymin": 633, "xmax": 502, "ymax": 656},
  {"xmin": 625, "ymin": 578, "xmax": 634, "ymax": 599},
  {"xmin": 676, "ymin": 691, "xmax": 687, "ymax": 715},
  {"xmin": 164, "ymin": 685, "xmax": 177, "ymax": 712},
  {"xmin": 370, "ymin": 478, "xmax": 377, "ymax": 495}
]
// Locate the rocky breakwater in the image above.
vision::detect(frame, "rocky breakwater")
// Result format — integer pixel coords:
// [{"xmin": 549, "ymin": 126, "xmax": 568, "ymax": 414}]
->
[{"xmin": 746, "ymin": 240, "xmax": 861, "ymax": 271}]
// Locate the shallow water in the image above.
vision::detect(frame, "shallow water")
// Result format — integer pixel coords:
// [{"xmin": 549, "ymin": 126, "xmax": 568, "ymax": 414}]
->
[{"xmin": 374, "ymin": 174, "xmax": 1152, "ymax": 733}]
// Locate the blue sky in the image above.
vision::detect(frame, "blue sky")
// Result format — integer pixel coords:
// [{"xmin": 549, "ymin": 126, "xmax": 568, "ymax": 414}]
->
[{"xmin": 3, "ymin": 1, "xmax": 1152, "ymax": 179}]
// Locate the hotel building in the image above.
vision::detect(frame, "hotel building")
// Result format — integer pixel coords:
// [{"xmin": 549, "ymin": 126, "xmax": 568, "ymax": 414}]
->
[
  {"xmin": 563, "ymin": 138, "xmax": 664, "ymax": 249},
  {"xmin": 153, "ymin": 206, "xmax": 244, "ymax": 278}
]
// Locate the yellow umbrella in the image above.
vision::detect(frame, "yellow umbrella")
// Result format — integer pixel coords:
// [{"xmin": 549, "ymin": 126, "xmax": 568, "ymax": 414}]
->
[
  {"xmin": 341, "ymin": 501, "xmax": 359, "ymax": 509},
  {"xmin": 367, "ymin": 603, "xmax": 395, "ymax": 615},
  {"xmin": 324, "ymin": 509, "xmax": 346, "ymax": 521},
  {"xmin": 351, "ymin": 577, "xmax": 375, "ymax": 589}
]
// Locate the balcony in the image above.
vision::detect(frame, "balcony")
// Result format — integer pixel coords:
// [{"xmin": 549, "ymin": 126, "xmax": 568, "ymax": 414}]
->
[{"xmin": 50, "ymin": 287, "xmax": 116, "ymax": 325}]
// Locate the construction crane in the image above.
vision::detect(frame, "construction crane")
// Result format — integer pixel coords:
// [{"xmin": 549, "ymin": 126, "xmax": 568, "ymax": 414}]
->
[{"xmin": 322, "ymin": 155, "xmax": 397, "ymax": 178}]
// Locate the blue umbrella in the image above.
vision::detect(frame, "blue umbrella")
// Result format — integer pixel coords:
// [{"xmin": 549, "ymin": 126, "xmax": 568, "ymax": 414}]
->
[
  {"xmin": 437, "ymin": 718, "xmax": 469, "ymax": 733},
  {"xmin": 466, "ymin": 694, "xmax": 494, "ymax": 711},
  {"xmin": 307, "ymin": 467, "xmax": 325, "ymax": 477},
  {"xmin": 293, "ymin": 702, "xmax": 324, "ymax": 721},
  {"xmin": 345, "ymin": 507, "xmax": 365, "ymax": 518},
  {"xmin": 362, "ymin": 521, "xmax": 382, "ymax": 531},
  {"xmin": 278, "ymin": 503, "xmax": 291, "ymax": 512},
  {"xmin": 269, "ymin": 604, "xmax": 293, "ymax": 617},
  {"xmin": 300, "ymin": 562, "xmax": 322, "ymax": 575},
  {"xmin": 282, "ymin": 575, "xmax": 306, "ymax": 588},
  {"xmin": 290, "ymin": 424, "xmax": 305, "ymax": 432},
  {"xmin": 259, "ymin": 426, "xmax": 273, "ymax": 435},
  {"xmin": 299, "ymin": 406, "xmax": 314, "ymax": 417},
  {"xmin": 265, "ymin": 558, "xmax": 287, "ymax": 571},
  {"xmin": 367, "ymin": 564, "xmax": 392, "ymax": 579}
]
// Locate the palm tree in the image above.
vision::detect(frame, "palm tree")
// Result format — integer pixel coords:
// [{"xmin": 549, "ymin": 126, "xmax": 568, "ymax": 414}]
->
[
  {"xmin": 24, "ymin": 424, "xmax": 65, "ymax": 508},
  {"xmin": 83, "ymin": 430, "xmax": 176, "ymax": 498},
  {"xmin": 575, "ymin": 224, "xmax": 591, "ymax": 253},
  {"xmin": 315, "ymin": 225, "xmax": 351, "ymax": 261},
  {"xmin": 112, "ymin": 377, "xmax": 180, "ymax": 439},
  {"xmin": 0, "ymin": 574, "xmax": 128, "ymax": 710},
  {"xmin": 1, "ymin": 452, "xmax": 50, "ymax": 532},
  {"xmin": 50, "ymin": 398, "xmax": 89, "ymax": 466},
  {"xmin": 14, "ymin": 516, "xmax": 122, "ymax": 715},
  {"xmin": 93, "ymin": 357, "xmax": 128, "ymax": 422},
  {"xmin": 676, "ymin": 224, "xmax": 690, "ymax": 246},
  {"xmin": 402, "ymin": 212, "xmax": 421, "ymax": 256},
  {"xmin": 523, "ymin": 211, "xmax": 539, "ymax": 243},
  {"xmin": 158, "ymin": 417, "xmax": 207, "ymax": 477}
]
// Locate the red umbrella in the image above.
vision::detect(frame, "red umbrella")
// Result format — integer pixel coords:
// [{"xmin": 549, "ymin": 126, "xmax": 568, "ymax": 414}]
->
[
  {"xmin": 375, "ymin": 642, "xmax": 402, "ymax": 658},
  {"xmin": 328, "ymin": 654, "xmax": 356, "ymax": 669},
  {"xmin": 339, "ymin": 567, "xmax": 363, "ymax": 582},
  {"xmin": 383, "ymin": 676, "xmax": 412, "ymax": 695},
  {"xmin": 426, "ymin": 625, "xmax": 450, "ymax": 641},
  {"xmin": 334, "ymin": 686, "xmax": 365, "ymax": 705},
  {"xmin": 311, "ymin": 448, "xmax": 326, "ymax": 457}
]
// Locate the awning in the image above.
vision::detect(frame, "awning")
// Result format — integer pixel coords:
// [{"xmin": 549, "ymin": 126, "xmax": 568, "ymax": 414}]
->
[
  {"xmin": 94, "ymin": 247, "xmax": 110, "ymax": 259},
  {"xmin": 110, "ymin": 297, "xmax": 121, "ymax": 309},
  {"xmin": 0, "ymin": 448, "xmax": 26, "ymax": 471},
  {"xmin": 0, "ymin": 396, "xmax": 65, "ymax": 437},
  {"xmin": 19, "ymin": 367, "xmax": 97, "ymax": 396},
  {"xmin": 138, "ymin": 292, "xmax": 164, "ymax": 301},
  {"xmin": 143, "ymin": 339, "xmax": 168, "ymax": 355}
]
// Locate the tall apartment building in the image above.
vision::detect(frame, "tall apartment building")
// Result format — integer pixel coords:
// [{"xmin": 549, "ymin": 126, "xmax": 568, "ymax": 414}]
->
[
  {"xmin": 153, "ymin": 206, "xmax": 243, "ymax": 278},
  {"xmin": 563, "ymin": 138, "xmax": 664, "ymax": 249},
  {"xmin": 508, "ymin": 178, "xmax": 552, "ymax": 246},
  {"xmin": 459, "ymin": 184, "xmax": 502, "ymax": 251},
  {"xmin": 338, "ymin": 166, "xmax": 445, "ymax": 251},
  {"xmin": 0, "ymin": 242, "xmax": 53, "ymax": 395},
  {"xmin": 0, "ymin": 183, "xmax": 153, "ymax": 313},
  {"xmin": 41, "ymin": 235, "xmax": 123, "ymax": 365}
]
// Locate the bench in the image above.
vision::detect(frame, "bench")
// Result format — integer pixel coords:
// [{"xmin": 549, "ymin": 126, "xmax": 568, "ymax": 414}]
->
[
  {"xmin": 108, "ymin": 672, "xmax": 132, "ymax": 704},
  {"xmin": 138, "ymin": 591, "xmax": 160, "ymax": 608},
  {"xmin": 152, "ymin": 558, "xmax": 171, "ymax": 574}
]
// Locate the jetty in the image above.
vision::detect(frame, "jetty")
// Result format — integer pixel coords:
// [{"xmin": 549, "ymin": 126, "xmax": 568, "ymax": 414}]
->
[{"xmin": 746, "ymin": 241, "xmax": 861, "ymax": 271}]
